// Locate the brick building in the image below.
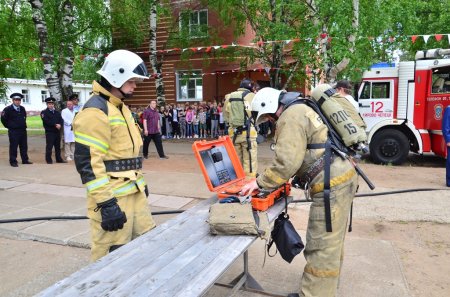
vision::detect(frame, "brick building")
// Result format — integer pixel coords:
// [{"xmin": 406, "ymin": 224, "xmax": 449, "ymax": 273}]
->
[{"xmin": 120, "ymin": 1, "xmax": 303, "ymax": 107}]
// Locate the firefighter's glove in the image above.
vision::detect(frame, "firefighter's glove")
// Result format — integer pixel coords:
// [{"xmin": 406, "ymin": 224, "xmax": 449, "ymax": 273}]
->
[
  {"xmin": 144, "ymin": 185, "xmax": 149, "ymax": 198},
  {"xmin": 95, "ymin": 198, "xmax": 127, "ymax": 232}
]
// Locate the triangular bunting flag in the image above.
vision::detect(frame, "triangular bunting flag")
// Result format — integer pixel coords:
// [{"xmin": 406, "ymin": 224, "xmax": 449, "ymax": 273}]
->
[
  {"xmin": 205, "ymin": 46, "xmax": 212, "ymax": 53},
  {"xmin": 197, "ymin": 47, "xmax": 203, "ymax": 51},
  {"xmin": 411, "ymin": 35, "xmax": 418, "ymax": 43},
  {"xmin": 221, "ymin": 45, "xmax": 229, "ymax": 49},
  {"xmin": 435, "ymin": 34, "xmax": 443, "ymax": 41},
  {"xmin": 213, "ymin": 46, "xmax": 221, "ymax": 50},
  {"xmin": 182, "ymin": 48, "xmax": 187, "ymax": 52},
  {"xmin": 423, "ymin": 35, "xmax": 430, "ymax": 43},
  {"xmin": 264, "ymin": 67, "xmax": 271, "ymax": 75},
  {"xmin": 285, "ymin": 39, "xmax": 291, "ymax": 44}
]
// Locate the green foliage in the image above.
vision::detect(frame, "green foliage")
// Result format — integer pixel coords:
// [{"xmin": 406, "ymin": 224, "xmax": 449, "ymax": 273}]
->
[
  {"xmin": 0, "ymin": 0, "xmax": 112, "ymax": 90},
  {"xmin": 111, "ymin": 0, "xmax": 151, "ymax": 48},
  {"xmin": 206, "ymin": 0, "xmax": 450, "ymax": 86}
]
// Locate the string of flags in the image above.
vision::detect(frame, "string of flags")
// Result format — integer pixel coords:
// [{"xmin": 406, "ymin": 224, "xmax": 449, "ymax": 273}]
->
[{"xmin": 1, "ymin": 33, "xmax": 449, "ymax": 63}]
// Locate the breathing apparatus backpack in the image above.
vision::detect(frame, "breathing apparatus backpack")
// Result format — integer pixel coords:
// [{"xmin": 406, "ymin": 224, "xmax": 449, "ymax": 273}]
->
[
  {"xmin": 227, "ymin": 89, "xmax": 251, "ymax": 128},
  {"xmin": 282, "ymin": 85, "xmax": 374, "ymax": 233},
  {"xmin": 310, "ymin": 84, "xmax": 368, "ymax": 154}
]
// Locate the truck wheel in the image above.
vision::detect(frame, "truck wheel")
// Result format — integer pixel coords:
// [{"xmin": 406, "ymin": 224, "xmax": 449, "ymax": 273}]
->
[{"xmin": 369, "ymin": 129, "xmax": 409, "ymax": 165}]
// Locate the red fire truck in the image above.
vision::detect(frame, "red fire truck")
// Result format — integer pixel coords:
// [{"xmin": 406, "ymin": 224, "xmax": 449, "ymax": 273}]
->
[{"xmin": 358, "ymin": 48, "xmax": 450, "ymax": 164}]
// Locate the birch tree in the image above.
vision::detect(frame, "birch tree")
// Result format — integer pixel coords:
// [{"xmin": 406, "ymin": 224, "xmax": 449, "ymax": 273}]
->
[
  {"xmin": 1, "ymin": 0, "xmax": 111, "ymax": 101},
  {"xmin": 149, "ymin": 0, "xmax": 166, "ymax": 105}
]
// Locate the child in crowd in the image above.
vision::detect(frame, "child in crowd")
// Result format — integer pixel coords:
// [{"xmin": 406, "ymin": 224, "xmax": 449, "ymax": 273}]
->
[
  {"xmin": 179, "ymin": 107, "xmax": 186, "ymax": 138},
  {"xmin": 186, "ymin": 107, "xmax": 193, "ymax": 138},
  {"xmin": 199, "ymin": 106, "xmax": 207, "ymax": 138},
  {"xmin": 218, "ymin": 102, "xmax": 225, "ymax": 136},
  {"xmin": 193, "ymin": 109, "xmax": 200, "ymax": 138}
]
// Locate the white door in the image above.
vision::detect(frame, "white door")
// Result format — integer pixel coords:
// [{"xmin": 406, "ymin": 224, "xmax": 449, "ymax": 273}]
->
[{"xmin": 358, "ymin": 80, "xmax": 395, "ymax": 131}]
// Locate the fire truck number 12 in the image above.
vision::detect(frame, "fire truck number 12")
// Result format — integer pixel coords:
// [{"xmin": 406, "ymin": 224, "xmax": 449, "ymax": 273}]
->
[{"xmin": 371, "ymin": 101, "xmax": 384, "ymax": 112}]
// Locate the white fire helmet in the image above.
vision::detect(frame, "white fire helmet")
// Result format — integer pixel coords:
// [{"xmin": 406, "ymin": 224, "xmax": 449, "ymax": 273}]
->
[
  {"xmin": 251, "ymin": 87, "xmax": 282, "ymax": 125},
  {"xmin": 97, "ymin": 50, "xmax": 149, "ymax": 88}
]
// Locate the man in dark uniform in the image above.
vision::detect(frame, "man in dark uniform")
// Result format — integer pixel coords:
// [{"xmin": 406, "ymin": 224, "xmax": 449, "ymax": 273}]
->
[
  {"xmin": 41, "ymin": 97, "xmax": 66, "ymax": 164},
  {"xmin": 1, "ymin": 93, "xmax": 32, "ymax": 167}
]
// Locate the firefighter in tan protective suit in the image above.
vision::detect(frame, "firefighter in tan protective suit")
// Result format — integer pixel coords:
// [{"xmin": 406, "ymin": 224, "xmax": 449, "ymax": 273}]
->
[
  {"xmin": 223, "ymin": 78, "xmax": 258, "ymax": 177},
  {"xmin": 240, "ymin": 87, "xmax": 358, "ymax": 297},
  {"xmin": 73, "ymin": 50, "xmax": 156, "ymax": 261}
]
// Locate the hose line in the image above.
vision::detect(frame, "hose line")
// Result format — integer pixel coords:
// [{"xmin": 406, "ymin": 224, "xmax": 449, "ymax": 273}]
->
[
  {"xmin": 1, "ymin": 188, "xmax": 446, "ymax": 224},
  {"xmin": 0, "ymin": 210, "xmax": 185, "ymax": 224}
]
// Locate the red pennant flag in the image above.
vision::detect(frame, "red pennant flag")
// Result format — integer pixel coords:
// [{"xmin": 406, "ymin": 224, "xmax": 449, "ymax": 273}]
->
[
  {"xmin": 205, "ymin": 46, "xmax": 212, "ymax": 53},
  {"xmin": 221, "ymin": 45, "xmax": 229, "ymax": 49},
  {"xmin": 320, "ymin": 33, "xmax": 328, "ymax": 39},
  {"xmin": 411, "ymin": 35, "xmax": 418, "ymax": 43},
  {"xmin": 435, "ymin": 34, "xmax": 443, "ymax": 41},
  {"xmin": 79, "ymin": 55, "xmax": 85, "ymax": 61},
  {"xmin": 292, "ymin": 38, "xmax": 300, "ymax": 42},
  {"xmin": 257, "ymin": 41, "xmax": 264, "ymax": 47},
  {"xmin": 327, "ymin": 37, "xmax": 332, "ymax": 43}
]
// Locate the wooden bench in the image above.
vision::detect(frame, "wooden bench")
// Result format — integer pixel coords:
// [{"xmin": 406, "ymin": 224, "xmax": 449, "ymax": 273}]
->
[{"xmin": 37, "ymin": 196, "xmax": 292, "ymax": 297}]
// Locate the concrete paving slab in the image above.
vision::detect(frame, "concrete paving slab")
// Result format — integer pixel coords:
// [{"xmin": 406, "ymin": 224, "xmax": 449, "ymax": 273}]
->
[
  {"xmin": 10, "ymin": 183, "xmax": 85, "ymax": 198},
  {"xmin": 150, "ymin": 194, "xmax": 193, "ymax": 209},
  {"xmin": 33, "ymin": 196, "xmax": 85, "ymax": 213},
  {"xmin": 144, "ymin": 171, "xmax": 212, "ymax": 199},
  {"xmin": 0, "ymin": 191, "xmax": 58, "ymax": 208},
  {"xmin": 0, "ymin": 179, "xmax": 26, "ymax": 190},
  {"xmin": 67, "ymin": 231, "xmax": 90, "ymax": 249},
  {"xmin": 0, "ymin": 204, "xmax": 21, "ymax": 216},
  {"xmin": 20, "ymin": 219, "xmax": 89, "ymax": 246}
]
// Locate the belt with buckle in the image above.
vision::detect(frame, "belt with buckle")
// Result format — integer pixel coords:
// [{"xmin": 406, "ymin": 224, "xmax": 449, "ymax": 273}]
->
[{"xmin": 104, "ymin": 157, "xmax": 143, "ymax": 172}]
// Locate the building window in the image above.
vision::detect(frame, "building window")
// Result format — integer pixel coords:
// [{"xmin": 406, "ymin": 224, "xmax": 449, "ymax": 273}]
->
[
  {"xmin": 177, "ymin": 71, "xmax": 203, "ymax": 101},
  {"xmin": 21, "ymin": 89, "xmax": 30, "ymax": 103},
  {"xmin": 180, "ymin": 9, "xmax": 208, "ymax": 38},
  {"xmin": 41, "ymin": 90, "xmax": 48, "ymax": 102}
]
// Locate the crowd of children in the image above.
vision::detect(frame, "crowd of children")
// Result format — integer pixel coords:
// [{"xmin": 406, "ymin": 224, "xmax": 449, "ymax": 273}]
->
[{"xmin": 130, "ymin": 101, "xmax": 227, "ymax": 139}]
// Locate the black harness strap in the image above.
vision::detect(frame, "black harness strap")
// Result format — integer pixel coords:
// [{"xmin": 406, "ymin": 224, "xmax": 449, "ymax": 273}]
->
[
  {"xmin": 306, "ymin": 141, "xmax": 333, "ymax": 232},
  {"xmin": 323, "ymin": 139, "xmax": 333, "ymax": 232}
]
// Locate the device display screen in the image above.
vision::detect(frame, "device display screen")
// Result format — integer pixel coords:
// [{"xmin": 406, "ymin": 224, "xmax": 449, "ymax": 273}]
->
[{"xmin": 200, "ymin": 145, "xmax": 237, "ymax": 187}]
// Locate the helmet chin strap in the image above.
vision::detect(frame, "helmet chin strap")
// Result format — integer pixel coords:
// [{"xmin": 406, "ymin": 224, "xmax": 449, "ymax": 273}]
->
[{"xmin": 119, "ymin": 87, "xmax": 133, "ymax": 99}]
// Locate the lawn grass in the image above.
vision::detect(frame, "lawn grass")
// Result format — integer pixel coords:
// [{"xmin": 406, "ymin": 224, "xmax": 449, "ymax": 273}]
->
[
  {"xmin": 0, "ymin": 115, "xmax": 45, "ymax": 135},
  {"xmin": 0, "ymin": 115, "xmax": 43, "ymax": 129}
]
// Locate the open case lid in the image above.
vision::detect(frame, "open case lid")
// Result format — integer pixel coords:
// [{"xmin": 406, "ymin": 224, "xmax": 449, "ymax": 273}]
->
[{"xmin": 192, "ymin": 136, "xmax": 246, "ymax": 192}]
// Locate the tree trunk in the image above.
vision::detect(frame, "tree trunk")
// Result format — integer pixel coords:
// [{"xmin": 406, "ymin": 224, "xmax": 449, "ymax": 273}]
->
[
  {"xmin": 149, "ymin": 0, "xmax": 166, "ymax": 106},
  {"xmin": 28, "ymin": 0, "xmax": 62, "ymax": 101},
  {"xmin": 269, "ymin": 0, "xmax": 283, "ymax": 89},
  {"xmin": 60, "ymin": 0, "xmax": 75, "ymax": 102}
]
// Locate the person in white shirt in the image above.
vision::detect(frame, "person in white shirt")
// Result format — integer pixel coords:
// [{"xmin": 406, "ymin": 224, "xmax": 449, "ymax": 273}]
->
[
  {"xmin": 70, "ymin": 94, "xmax": 82, "ymax": 113},
  {"xmin": 61, "ymin": 100, "xmax": 76, "ymax": 161},
  {"xmin": 335, "ymin": 80, "xmax": 359, "ymax": 111}
]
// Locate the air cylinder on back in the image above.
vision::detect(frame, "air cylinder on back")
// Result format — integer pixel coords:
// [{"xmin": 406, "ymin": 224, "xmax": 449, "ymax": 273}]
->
[{"xmin": 311, "ymin": 84, "xmax": 367, "ymax": 147}]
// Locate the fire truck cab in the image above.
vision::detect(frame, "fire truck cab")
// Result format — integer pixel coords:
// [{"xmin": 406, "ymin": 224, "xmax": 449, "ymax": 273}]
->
[{"xmin": 358, "ymin": 49, "xmax": 450, "ymax": 164}]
